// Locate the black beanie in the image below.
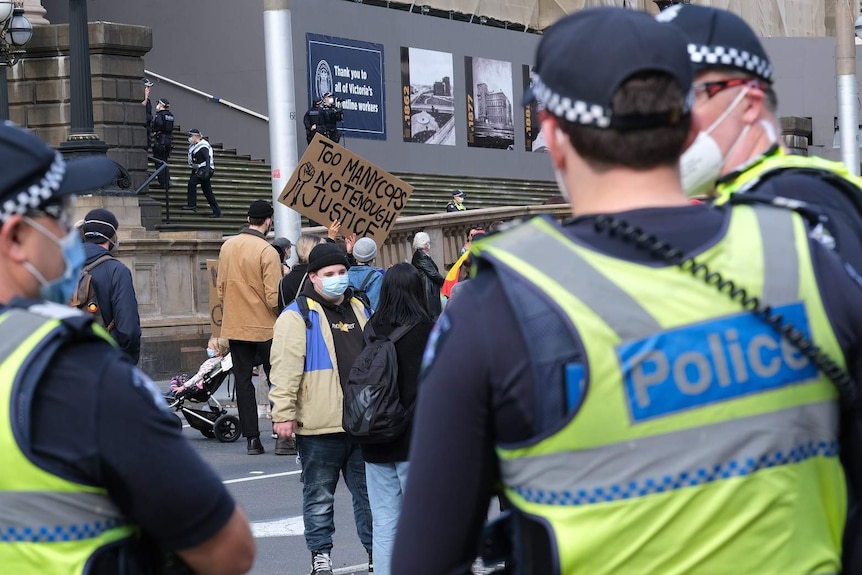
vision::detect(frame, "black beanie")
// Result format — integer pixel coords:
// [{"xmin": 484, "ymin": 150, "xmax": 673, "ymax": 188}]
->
[
  {"xmin": 247, "ymin": 200, "xmax": 274, "ymax": 219},
  {"xmin": 82, "ymin": 208, "xmax": 119, "ymax": 243},
  {"xmin": 307, "ymin": 242, "xmax": 349, "ymax": 273}
]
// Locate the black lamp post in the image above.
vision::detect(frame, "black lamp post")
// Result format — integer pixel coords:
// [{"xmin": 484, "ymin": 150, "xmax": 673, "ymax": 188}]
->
[
  {"xmin": 58, "ymin": 0, "xmax": 110, "ymax": 158},
  {"xmin": 0, "ymin": 0, "xmax": 33, "ymax": 121},
  {"xmin": 653, "ymin": 0, "xmax": 691, "ymax": 10}
]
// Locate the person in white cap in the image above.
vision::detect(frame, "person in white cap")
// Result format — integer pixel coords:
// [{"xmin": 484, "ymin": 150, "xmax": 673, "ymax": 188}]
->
[{"xmin": 347, "ymin": 237, "xmax": 383, "ymax": 310}]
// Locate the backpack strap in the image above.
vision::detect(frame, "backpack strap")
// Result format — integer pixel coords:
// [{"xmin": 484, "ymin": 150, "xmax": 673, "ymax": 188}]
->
[
  {"xmin": 366, "ymin": 322, "xmax": 417, "ymax": 345},
  {"xmin": 85, "ymin": 254, "xmax": 115, "ymax": 273},
  {"xmin": 358, "ymin": 268, "xmax": 377, "ymax": 292},
  {"xmin": 296, "ymin": 295, "xmax": 313, "ymax": 330}
]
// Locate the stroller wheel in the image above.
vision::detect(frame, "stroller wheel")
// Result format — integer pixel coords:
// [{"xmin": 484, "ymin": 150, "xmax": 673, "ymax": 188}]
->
[
  {"xmin": 214, "ymin": 414, "xmax": 241, "ymax": 443},
  {"xmin": 200, "ymin": 429, "xmax": 216, "ymax": 439}
]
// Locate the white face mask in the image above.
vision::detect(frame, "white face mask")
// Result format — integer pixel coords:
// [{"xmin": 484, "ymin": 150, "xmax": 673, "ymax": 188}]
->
[{"xmin": 679, "ymin": 87, "xmax": 751, "ymax": 198}]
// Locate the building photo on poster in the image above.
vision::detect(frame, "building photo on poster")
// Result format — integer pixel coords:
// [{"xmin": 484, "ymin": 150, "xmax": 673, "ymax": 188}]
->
[
  {"xmin": 466, "ymin": 57, "xmax": 514, "ymax": 150},
  {"xmin": 400, "ymin": 47, "xmax": 456, "ymax": 145},
  {"xmin": 523, "ymin": 64, "xmax": 547, "ymax": 152},
  {"xmin": 307, "ymin": 33, "xmax": 386, "ymax": 141}
]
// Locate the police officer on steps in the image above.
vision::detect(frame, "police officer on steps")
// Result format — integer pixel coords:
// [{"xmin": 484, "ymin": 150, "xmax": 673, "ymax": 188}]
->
[
  {"xmin": 394, "ymin": 8, "xmax": 862, "ymax": 574},
  {"xmin": 151, "ymin": 97, "xmax": 175, "ymax": 193},
  {"xmin": 0, "ymin": 121, "xmax": 254, "ymax": 574}
]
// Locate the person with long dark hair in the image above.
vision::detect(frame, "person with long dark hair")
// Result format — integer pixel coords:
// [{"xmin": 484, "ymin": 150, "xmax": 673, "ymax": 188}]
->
[{"xmin": 362, "ymin": 263, "xmax": 434, "ymax": 575}]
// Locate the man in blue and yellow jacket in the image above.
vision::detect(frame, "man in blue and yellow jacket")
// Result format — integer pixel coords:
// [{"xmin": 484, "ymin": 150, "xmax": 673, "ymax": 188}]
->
[
  {"xmin": 270, "ymin": 242, "xmax": 373, "ymax": 575},
  {"xmin": 394, "ymin": 8, "xmax": 862, "ymax": 575}
]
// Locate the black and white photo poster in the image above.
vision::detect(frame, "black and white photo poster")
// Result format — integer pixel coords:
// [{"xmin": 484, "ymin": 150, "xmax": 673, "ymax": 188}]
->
[
  {"xmin": 400, "ymin": 47, "xmax": 456, "ymax": 145},
  {"xmin": 466, "ymin": 57, "xmax": 514, "ymax": 150}
]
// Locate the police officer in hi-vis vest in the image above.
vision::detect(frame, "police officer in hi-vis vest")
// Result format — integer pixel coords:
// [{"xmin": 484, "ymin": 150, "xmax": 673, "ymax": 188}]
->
[
  {"xmin": 0, "ymin": 121, "xmax": 254, "ymax": 574},
  {"xmin": 660, "ymin": 4, "xmax": 862, "ymax": 273},
  {"xmin": 394, "ymin": 8, "xmax": 862, "ymax": 575}
]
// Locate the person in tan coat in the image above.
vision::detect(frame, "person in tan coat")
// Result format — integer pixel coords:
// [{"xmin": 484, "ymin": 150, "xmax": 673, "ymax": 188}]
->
[{"xmin": 217, "ymin": 200, "xmax": 282, "ymax": 454}]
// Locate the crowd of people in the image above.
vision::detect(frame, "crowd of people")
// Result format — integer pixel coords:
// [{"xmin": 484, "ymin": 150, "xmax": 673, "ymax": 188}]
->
[{"xmin": 7, "ymin": 3, "xmax": 862, "ymax": 575}]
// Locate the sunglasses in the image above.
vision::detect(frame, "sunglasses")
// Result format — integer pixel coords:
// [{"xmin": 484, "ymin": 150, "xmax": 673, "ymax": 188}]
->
[{"xmin": 692, "ymin": 78, "xmax": 764, "ymax": 99}]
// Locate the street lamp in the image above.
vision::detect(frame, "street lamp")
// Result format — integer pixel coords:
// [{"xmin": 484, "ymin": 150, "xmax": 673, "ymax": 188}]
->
[{"xmin": 0, "ymin": 0, "xmax": 33, "ymax": 121}]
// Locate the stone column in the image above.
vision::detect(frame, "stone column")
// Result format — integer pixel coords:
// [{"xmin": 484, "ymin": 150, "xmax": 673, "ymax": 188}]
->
[{"xmin": 22, "ymin": 0, "xmax": 49, "ymax": 27}]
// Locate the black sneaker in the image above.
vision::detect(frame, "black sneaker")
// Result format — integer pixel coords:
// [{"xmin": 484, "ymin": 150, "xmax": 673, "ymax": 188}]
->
[
  {"xmin": 247, "ymin": 437, "xmax": 264, "ymax": 455},
  {"xmin": 181, "ymin": 205, "xmax": 197, "ymax": 211},
  {"xmin": 275, "ymin": 437, "xmax": 297, "ymax": 455},
  {"xmin": 310, "ymin": 551, "xmax": 333, "ymax": 575},
  {"xmin": 368, "ymin": 550, "xmax": 373, "ymax": 573}
]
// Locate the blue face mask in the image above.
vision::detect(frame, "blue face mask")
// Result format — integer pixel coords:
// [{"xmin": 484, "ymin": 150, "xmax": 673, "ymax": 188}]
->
[
  {"xmin": 206, "ymin": 348, "xmax": 218, "ymax": 359},
  {"xmin": 320, "ymin": 274, "xmax": 349, "ymax": 298},
  {"xmin": 22, "ymin": 217, "xmax": 86, "ymax": 304}
]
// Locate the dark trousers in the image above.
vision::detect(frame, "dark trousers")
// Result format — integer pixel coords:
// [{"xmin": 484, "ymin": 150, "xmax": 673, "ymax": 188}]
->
[
  {"xmin": 228, "ymin": 339, "xmax": 272, "ymax": 438},
  {"xmin": 153, "ymin": 142, "xmax": 171, "ymax": 189},
  {"xmin": 187, "ymin": 171, "xmax": 220, "ymax": 214}
]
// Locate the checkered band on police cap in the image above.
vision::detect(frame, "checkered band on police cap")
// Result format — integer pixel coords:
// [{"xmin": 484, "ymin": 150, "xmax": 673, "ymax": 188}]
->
[
  {"xmin": 0, "ymin": 151, "xmax": 66, "ymax": 223},
  {"xmin": 0, "ymin": 121, "xmax": 119, "ymax": 224},
  {"xmin": 658, "ymin": 4, "xmax": 773, "ymax": 84},
  {"xmin": 524, "ymin": 7, "xmax": 692, "ymax": 131}
]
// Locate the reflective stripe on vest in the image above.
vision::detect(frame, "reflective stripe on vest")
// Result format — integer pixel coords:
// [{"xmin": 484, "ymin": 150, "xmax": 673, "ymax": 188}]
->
[
  {"xmin": 0, "ymin": 307, "xmax": 135, "ymax": 574},
  {"xmin": 715, "ymin": 147, "xmax": 862, "ymax": 204},
  {"xmin": 474, "ymin": 207, "xmax": 846, "ymax": 574}
]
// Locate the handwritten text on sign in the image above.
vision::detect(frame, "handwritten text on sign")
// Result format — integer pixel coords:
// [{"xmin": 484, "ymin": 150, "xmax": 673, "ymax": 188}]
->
[{"xmin": 278, "ymin": 134, "xmax": 413, "ymax": 244}]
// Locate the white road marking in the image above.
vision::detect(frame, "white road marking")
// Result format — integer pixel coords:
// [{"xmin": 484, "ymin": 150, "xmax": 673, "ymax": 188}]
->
[
  {"xmin": 222, "ymin": 470, "xmax": 301, "ymax": 484},
  {"xmin": 251, "ymin": 516, "xmax": 304, "ymax": 538},
  {"xmin": 250, "ymin": 471, "xmax": 265, "ymax": 475}
]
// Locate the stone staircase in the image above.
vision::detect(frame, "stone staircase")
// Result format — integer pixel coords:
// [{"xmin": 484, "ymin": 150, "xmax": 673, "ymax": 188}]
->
[{"xmin": 148, "ymin": 128, "xmax": 559, "ymax": 232}]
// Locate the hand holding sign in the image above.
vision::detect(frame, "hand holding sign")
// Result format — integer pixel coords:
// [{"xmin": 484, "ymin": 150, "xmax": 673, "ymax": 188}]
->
[{"xmin": 279, "ymin": 133, "xmax": 414, "ymax": 245}]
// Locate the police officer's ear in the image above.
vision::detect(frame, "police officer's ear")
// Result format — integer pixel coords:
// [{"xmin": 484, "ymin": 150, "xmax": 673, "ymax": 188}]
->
[
  {"xmin": 541, "ymin": 115, "xmax": 567, "ymax": 171},
  {"xmin": 740, "ymin": 85, "xmax": 766, "ymax": 126},
  {"xmin": 0, "ymin": 215, "xmax": 32, "ymax": 265}
]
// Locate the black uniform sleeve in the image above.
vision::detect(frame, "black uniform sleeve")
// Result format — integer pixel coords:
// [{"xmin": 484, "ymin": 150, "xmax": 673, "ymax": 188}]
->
[
  {"xmin": 393, "ymin": 273, "xmax": 532, "ymax": 575},
  {"xmin": 95, "ymin": 358, "xmax": 236, "ymax": 551},
  {"xmin": 30, "ymin": 341, "xmax": 236, "ymax": 553}
]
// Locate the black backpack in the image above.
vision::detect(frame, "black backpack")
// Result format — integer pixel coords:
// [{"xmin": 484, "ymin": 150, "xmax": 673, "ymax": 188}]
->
[
  {"xmin": 342, "ymin": 322, "xmax": 417, "ymax": 443},
  {"xmin": 69, "ymin": 254, "xmax": 115, "ymax": 332}
]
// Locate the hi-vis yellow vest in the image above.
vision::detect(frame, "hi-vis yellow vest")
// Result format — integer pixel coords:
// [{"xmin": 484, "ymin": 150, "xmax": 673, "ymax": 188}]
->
[
  {"xmin": 714, "ymin": 146, "xmax": 862, "ymax": 204},
  {"xmin": 0, "ymin": 306, "xmax": 136, "ymax": 574},
  {"xmin": 474, "ymin": 206, "xmax": 846, "ymax": 575}
]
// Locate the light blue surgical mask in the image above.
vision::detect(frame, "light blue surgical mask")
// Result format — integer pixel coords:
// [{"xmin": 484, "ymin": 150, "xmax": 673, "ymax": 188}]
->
[
  {"xmin": 206, "ymin": 348, "xmax": 218, "ymax": 359},
  {"xmin": 320, "ymin": 274, "xmax": 349, "ymax": 298},
  {"xmin": 22, "ymin": 217, "xmax": 86, "ymax": 304}
]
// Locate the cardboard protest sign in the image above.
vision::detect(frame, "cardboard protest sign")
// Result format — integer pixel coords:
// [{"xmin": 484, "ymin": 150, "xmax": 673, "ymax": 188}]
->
[
  {"xmin": 206, "ymin": 259, "xmax": 222, "ymax": 338},
  {"xmin": 278, "ymin": 133, "xmax": 413, "ymax": 245}
]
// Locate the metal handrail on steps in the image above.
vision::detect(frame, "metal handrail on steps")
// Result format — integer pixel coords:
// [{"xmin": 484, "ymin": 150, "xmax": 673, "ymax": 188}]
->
[{"xmin": 144, "ymin": 70, "xmax": 269, "ymax": 122}]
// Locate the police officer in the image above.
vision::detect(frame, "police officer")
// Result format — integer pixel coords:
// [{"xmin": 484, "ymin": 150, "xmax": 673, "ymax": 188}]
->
[
  {"xmin": 303, "ymin": 98, "xmax": 322, "ymax": 144},
  {"xmin": 661, "ymin": 4, "xmax": 862, "ymax": 272},
  {"xmin": 183, "ymin": 128, "xmax": 221, "ymax": 218},
  {"xmin": 141, "ymin": 77, "xmax": 154, "ymax": 151},
  {"xmin": 317, "ymin": 92, "xmax": 343, "ymax": 143},
  {"xmin": 394, "ymin": 8, "xmax": 862, "ymax": 574},
  {"xmin": 446, "ymin": 189, "xmax": 466, "ymax": 212},
  {"xmin": 0, "ymin": 122, "xmax": 254, "ymax": 573},
  {"xmin": 152, "ymin": 97, "xmax": 175, "ymax": 192}
]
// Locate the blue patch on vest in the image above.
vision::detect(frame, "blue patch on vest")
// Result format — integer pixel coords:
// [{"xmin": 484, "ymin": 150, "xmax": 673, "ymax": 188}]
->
[{"xmin": 618, "ymin": 303, "xmax": 817, "ymax": 422}]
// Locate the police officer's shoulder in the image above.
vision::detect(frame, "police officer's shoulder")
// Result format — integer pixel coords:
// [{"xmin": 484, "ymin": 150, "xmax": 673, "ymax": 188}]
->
[{"xmin": 4, "ymin": 297, "xmax": 95, "ymax": 330}]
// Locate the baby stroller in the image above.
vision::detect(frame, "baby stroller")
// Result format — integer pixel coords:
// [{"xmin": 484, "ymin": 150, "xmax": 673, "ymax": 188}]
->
[{"xmin": 165, "ymin": 353, "xmax": 241, "ymax": 443}]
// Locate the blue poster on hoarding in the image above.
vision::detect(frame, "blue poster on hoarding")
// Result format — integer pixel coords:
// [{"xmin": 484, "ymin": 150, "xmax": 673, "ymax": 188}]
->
[{"xmin": 306, "ymin": 33, "xmax": 386, "ymax": 141}]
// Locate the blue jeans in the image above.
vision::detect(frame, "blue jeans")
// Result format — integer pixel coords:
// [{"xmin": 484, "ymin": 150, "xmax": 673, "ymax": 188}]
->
[
  {"xmin": 296, "ymin": 434, "xmax": 373, "ymax": 553},
  {"xmin": 365, "ymin": 461, "xmax": 409, "ymax": 575}
]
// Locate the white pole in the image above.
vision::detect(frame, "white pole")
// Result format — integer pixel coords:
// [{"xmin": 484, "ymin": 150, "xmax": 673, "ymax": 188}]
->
[
  {"xmin": 837, "ymin": 0, "xmax": 860, "ymax": 175},
  {"xmin": 264, "ymin": 0, "xmax": 302, "ymax": 243}
]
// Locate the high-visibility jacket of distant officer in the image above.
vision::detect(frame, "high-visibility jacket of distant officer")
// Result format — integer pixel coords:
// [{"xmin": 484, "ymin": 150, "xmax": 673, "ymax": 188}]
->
[
  {"xmin": 473, "ymin": 205, "xmax": 846, "ymax": 575},
  {"xmin": 446, "ymin": 190, "xmax": 466, "ymax": 212},
  {"xmin": 151, "ymin": 98, "xmax": 174, "ymax": 191},
  {"xmin": 0, "ymin": 306, "xmax": 137, "ymax": 574},
  {"xmin": 184, "ymin": 128, "xmax": 221, "ymax": 218}
]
